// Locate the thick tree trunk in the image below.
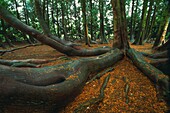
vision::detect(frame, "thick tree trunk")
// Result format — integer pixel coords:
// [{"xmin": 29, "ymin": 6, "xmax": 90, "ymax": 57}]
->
[
  {"xmin": 127, "ymin": 49, "xmax": 169, "ymax": 97},
  {"xmin": 111, "ymin": 0, "xmax": 130, "ymax": 51},
  {"xmin": 0, "ymin": 49, "xmax": 123, "ymax": 111},
  {"xmin": 0, "ymin": 5, "xmax": 110, "ymax": 56}
]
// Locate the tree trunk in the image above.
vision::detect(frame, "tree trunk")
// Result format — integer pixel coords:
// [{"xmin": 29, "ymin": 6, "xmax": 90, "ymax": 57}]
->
[
  {"xmin": 61, "ymin": 1, "xmax": 68, "ymax": 40},
  {"xmin": 81, "ymin": 0, "xmax": 90, "ymax": 46},
  {"xmin": 111, "ymin": 0, "xmax": 130, "ymax": 51},
  {"xmin": 0, "ymin": 49, "xmax": 123, "ymax": 111},
  {"xmin": 153, "ymin": 17, "xmax": 169, "ymax": 48},
  {"xmin": 56, "ymin": 0, "xmax": 60, "ymax": 38},
  {"xmin": 145, "ymin": 4, "xmax": 157, "ymax": 42},
  {"xmin": 99, "ymin": 0, "xmax": 107, "ymax": 44},
  {"xmin": 0, "ymin": 5, "xmax": 110, "ymax": 56},
  {"xmin": 51, "ymin": 0, "xmax": 56, "ymax": 34},
  {"xmin": 89, "ymin": 0, "xmax": 94, "ymax": 41},
  {"xmin": 127, "ymin": 49, "xmax": 169, "ymax": 97},
  {"xmin": 1, "ymin": 19, "xmax": 14, "ymax": 47},
  {"xmin": 129, "ymin": 0, "xmax": 135, "ymax": 42},
  {"xmin": 133, "ymin": 0, "xmax": 148, "ymax": 45},
  {"xmin": 14, "ymin": 0, "xmax": 20, "ymax": 20},
  {"xmin": 143, "ymin": 0, "xmax": 154, "ymax": 41},
  {"xmin": 34, "ymin": 0, "xmax": 51, "ymax": 35}
]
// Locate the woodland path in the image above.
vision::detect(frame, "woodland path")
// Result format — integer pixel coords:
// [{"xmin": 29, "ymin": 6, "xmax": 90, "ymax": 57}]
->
[{"xmin": 0, "ymin": 42, "xmax": 168, "ymax": 113}]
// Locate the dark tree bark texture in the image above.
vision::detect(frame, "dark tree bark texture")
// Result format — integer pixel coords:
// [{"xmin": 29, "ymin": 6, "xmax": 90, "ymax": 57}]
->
[
  {"xmin": 0, "ymin": 49, "xmax": 123, "ymax": 111},
  {"xmin": 127, "ymin": 49, "xmax": 169, "ymax": 98}
]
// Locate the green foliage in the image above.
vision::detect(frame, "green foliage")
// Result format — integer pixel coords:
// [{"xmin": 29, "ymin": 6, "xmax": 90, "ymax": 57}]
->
[{"xmin": 0, "ymin": 0, "xmax": 169, "ymax": 45}]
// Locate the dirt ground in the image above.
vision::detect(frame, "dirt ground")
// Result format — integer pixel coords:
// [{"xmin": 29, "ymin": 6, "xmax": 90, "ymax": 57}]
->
[{"xmin": 0, "ymin": 42, "xmax": 169, "ymax": 113}]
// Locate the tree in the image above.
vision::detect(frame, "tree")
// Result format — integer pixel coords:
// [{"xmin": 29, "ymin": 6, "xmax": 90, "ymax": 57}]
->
[
  {"xmin": 0, "ymin": 1, "xmax": 169, "ymax": 112},
  {"xmin": 153, "ymin": 3, "xmax": 170, "ymax": 48},
  {"xmin": 0, "ymin": 5, "xmax": 110, "ymax": 56},
  {"xmin": 133, "ymin": 0, "xmax": 148, "ymax": 45},
  {"xmin": 129, "ymin": 0, "xmax": 135, "ymax": 42},
  {"xmin": 111, "ymin": 0, "xmax": 129, "ymax": 50},
  {"xmin": 99, "ymin": 0, "xmax": 108, "ymax": 44},
  {"xmin": 80, "ymin": 0, "xmax": 90, "ymax": 46}
]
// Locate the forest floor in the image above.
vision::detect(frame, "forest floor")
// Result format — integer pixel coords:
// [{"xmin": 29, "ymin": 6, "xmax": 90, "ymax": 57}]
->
[{"xmin": 0, "ymin": 42, "xmax": 169, "ymax": 113}]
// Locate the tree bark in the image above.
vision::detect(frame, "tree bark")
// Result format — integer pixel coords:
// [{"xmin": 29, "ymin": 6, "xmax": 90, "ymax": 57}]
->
[
  {"xmin": 127, "ymin": 49, "xmax": 169, "ymax": 97},
  {"xmin": 81, "ymin": 0, "xmax": 90, "ymax": 46},
  {"xmin": 129, "ymin": 0, "xmax": 135, "ymax": 42},
  {"xmin": 0, "ymin": 49, "xmax": 123, "ymax": 110},
  {"xmin": 143, "ymin": 0, "xmax": 154, "ymax": 41},
  {"xmin": 99, "ymin": 0, "xmax": 107, "ymax": 44},
  {"xmin": 111, "ymin": 0, "xmax": 130, "ymax": 51},
  {"xmin": 133, "ymin": 0, "xmax": 148, "ymax": 45},
  {"xmin": 144, "ymin": 4, "xmax": 157, "ymax": 42}
]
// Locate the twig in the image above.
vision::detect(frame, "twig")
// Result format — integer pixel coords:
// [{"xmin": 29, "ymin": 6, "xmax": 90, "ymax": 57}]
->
[
  {"xmin": 86, "ymin": 67, "xmax": 114, "ymax": 84},
  {"xmin": 74, "ymin": 74, "xmax": 111, "ymax": 113}
]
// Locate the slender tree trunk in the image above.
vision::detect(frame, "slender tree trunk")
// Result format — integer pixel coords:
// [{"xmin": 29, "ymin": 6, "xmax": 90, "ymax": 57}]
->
[
  {"xmin": 153, "ymin": 6, "xmax": 169, "ymax": 48},
  {"xmin": 51, "ymin": 0, "xmax": 56, "ymax": 34},
  {"xmin": 143, "ymin": 0, "xmax": 153, "ymax": 41},
  {"xmin": 73, "ymin": 0, "xmax": 77, "ymax": 36},
  {"xmin": 34, "ymin": 0, "xmax": 51, "ymax": 35},
  {"xmin": 89, "ymin": 0, "xmax": 94, "ymax": 41},
  {"xmin": 134, "ymin": 0, "xmax": 148, "ymax": 45},
  {"xmin": 61, "ymin": 1, "xmax": 68, "ymax": 40},
  {"xmin": 42, "ymin": 0, "xmax": 46, "ymax": 20},
  {"xmin": 56, "ymin": 0, "xmax": 60, "ymax": 38},
  {"xmin": 129, "ymin": 0, "xmax": 135, "ymax": 42},
  {"xmin": 81, "ymin": 0, "xmax": 90, "ymax": 46},
  {"xmin": 14, "ymin": 0, "xmax": 20, "ymax": 20},
  {"xmin": 145, "ymin": 4, "xmax": 157, "ymax": 42},
  {"xmin": 99, "ymin": 0, "xmax": 107, "ymax": 44},
  {"xmin": 46, "ymin": 0, "xmax": 50, "ymax": 27},
  {"xmin": 78, "ymin": 8, "xmax": 82, "ymax": 39},
  {"xmin": 1, "ymin": 19, "xmax": 14, "ymax": 47},
  {"xmin": 133, "ymin": 0, "xmax": 139, "ymax": 35}
]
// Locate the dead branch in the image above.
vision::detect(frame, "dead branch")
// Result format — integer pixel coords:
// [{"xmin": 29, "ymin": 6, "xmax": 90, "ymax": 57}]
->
[{"xmin": 0, "ymin": 43, "xmax": 42, "ymax": 56}]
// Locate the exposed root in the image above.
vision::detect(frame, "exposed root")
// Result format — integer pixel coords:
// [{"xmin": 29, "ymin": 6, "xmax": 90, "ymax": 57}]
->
[
  {"xmin": 86, "ymin": 67, "xmax": 114, "ymax": 84},
  {"xmin": 0, "ymin": 43, "xmax": 42, "ymax": 56},
  {"xmin": 127, "ymin": 49, "xmax": 169, "ymax": 99},
  {"xmin": 74, "ymin": 74, "xmax": 111, "ymax": 113}
]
